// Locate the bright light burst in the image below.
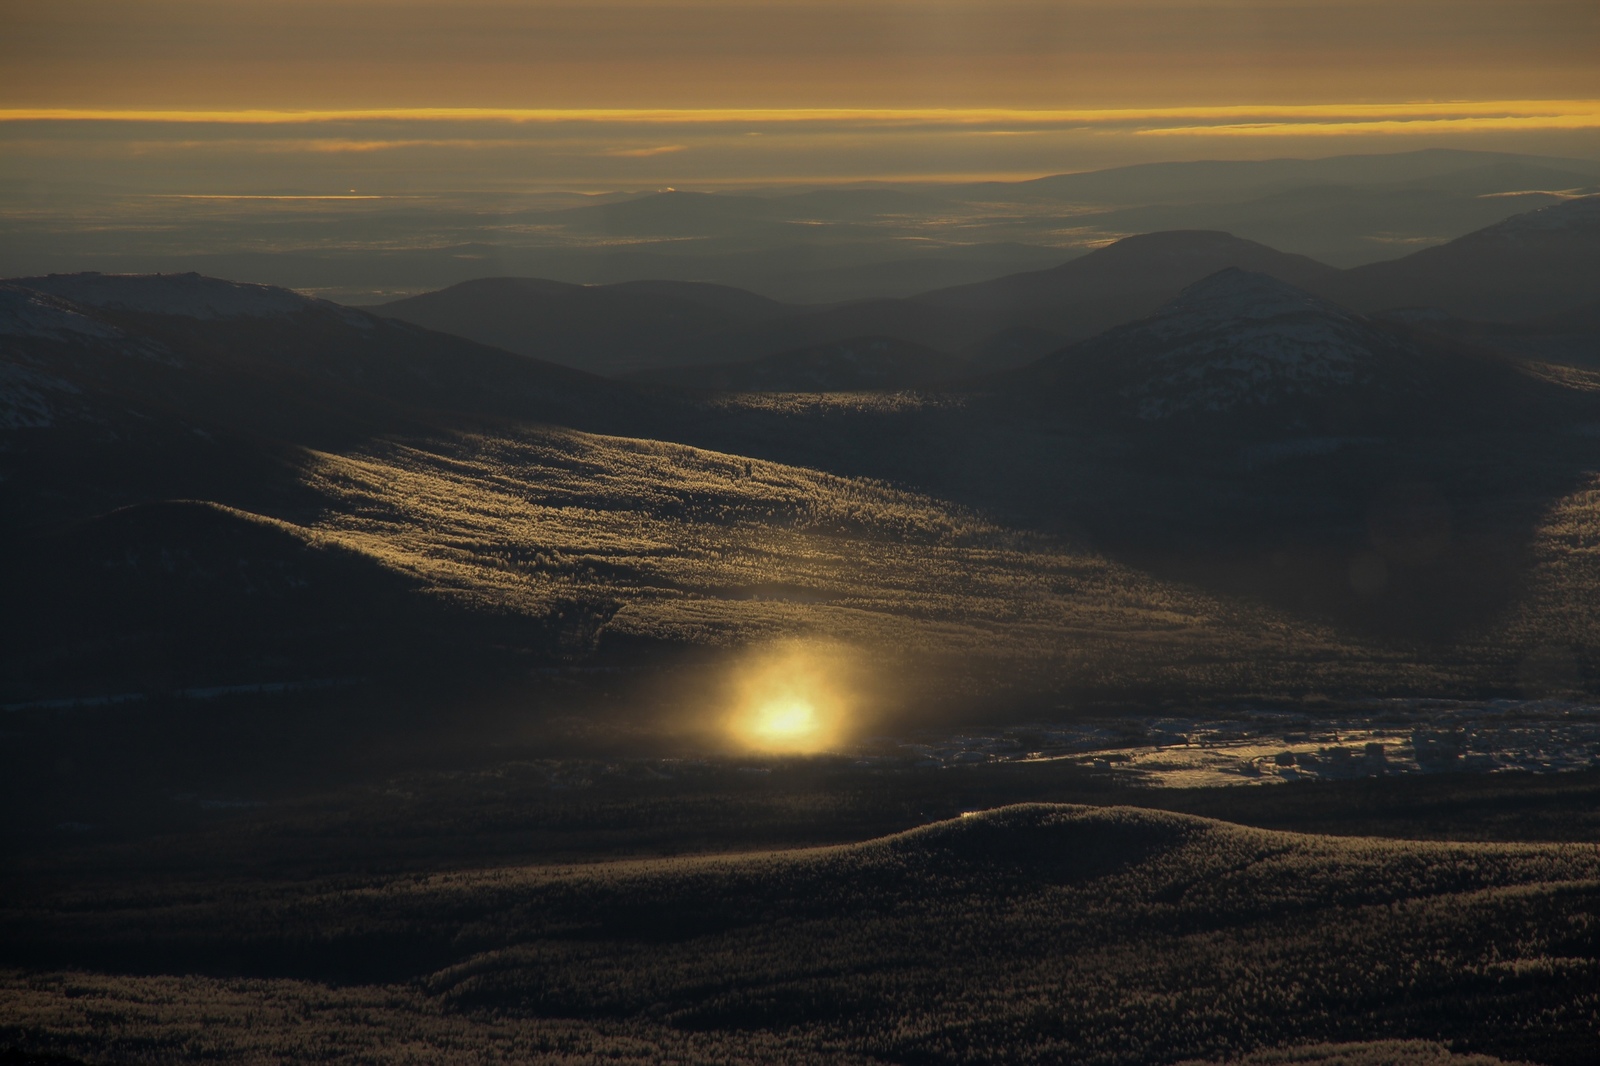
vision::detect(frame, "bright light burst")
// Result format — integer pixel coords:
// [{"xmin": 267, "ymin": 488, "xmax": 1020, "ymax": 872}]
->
[
  {"xmin": 724, "ymin": 644, "xmax": 858, "ymax": 754},
  {"xmin": 751, "ymin": 698, "xmax": 819, "ymax": 744}
]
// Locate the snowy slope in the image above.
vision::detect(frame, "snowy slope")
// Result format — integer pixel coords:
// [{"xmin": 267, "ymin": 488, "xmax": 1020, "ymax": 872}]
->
[
  {"xmin": 1027, "ymin": 269, "xmax": 1427, "ymax": 423},
  {"xmin": 0, "ymin": 285, "xmax": 124, "ymax": 341},
  {"xmin": 1, "ymin": 284, "xmax": 169, "ymax": 430},
  {"xmin": 1473, "ymin": 193, "xmax": 1600, "ymax": 238},
  {"xmin": 11, "ymin": 272, "xmax": 320, "ymax": 320}
]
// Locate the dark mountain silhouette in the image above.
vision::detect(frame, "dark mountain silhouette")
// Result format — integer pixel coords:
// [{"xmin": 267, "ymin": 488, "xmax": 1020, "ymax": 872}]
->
[
  {"xmin": 14, "ymin": 271, "xmax": 327, "ymax": 320},
  {"xmin": 1071, "ymin": 165, "xmax": 1596, "ymax": 268},
  {"xmin": 5, "ymin": 272, "xmax": 651, "ymax": 432},
  {"xmin": 1004, "ymin": 268, "xmax": 1541, "ymax": 434},
  {"xmin": 635, "ymin": 232, "xmax": 1349, "ymax": 379},
  {"xmin": 917, "ymin": 230, "xmax": 1342, "ymax": 328},
  {"xmin": 1337, "ymin": 195, "xmax": 1600, "ymax": 319},
  {"xmin": 1, "ymin": 273, "xmax": 661, "ymax": 529},
  {"xmin": 630, "ymin": 335, "xmax": 961, "ymax": 392},
  {"xmin": 716, "ymin": 202, "xmax": 1600, "ymax": 383},
  {"xmin": 366, "ymin": 231, "xmax": 1353, "ymax": 380},
  {"xmin": 367, "ymin": 276, "xmax": 792, "ymax": 375}
]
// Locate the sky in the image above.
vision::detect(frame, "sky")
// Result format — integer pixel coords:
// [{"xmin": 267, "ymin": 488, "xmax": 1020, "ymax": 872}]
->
[{"xmin": 2, "ymin": 1, "xmax": 1599, "ymax": 189}]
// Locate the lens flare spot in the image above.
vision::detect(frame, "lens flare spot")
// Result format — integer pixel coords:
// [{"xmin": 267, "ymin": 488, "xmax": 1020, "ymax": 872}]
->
[
  {"xmin": 724, "ymin": 644, "xmax": 860, "ymax": 754},
  {"xmin": 751, "ymin": 698, "xmax": 819, "ymax": 744}
]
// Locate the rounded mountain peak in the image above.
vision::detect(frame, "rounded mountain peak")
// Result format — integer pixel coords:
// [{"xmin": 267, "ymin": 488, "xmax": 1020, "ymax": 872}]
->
[
  {"xmin": 1023, "ymin": 269, "xmax": 1427, "ymax": 426},
  {"xmin": 1148, "ymin": 267, "xmax": 1362, "ymax": 335}
]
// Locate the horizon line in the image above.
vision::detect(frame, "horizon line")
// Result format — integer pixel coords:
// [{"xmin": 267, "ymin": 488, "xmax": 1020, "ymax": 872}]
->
[{"xmin": 5, "ymin": 101, "xmax": 1600, "ymax": 128}]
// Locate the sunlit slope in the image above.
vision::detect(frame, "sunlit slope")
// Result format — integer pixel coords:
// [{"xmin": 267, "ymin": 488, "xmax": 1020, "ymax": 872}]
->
[
  {"xmin": 299, "ymin": 424, "xmax": 1436, "ymax": 702},
  {"xmin": 1487, "ymin": 472, "xmax": 1600, "ymax": 687},
  {"xmin": 4, "ymin": 805, "xmax": 1594, "ymax": 1064}
]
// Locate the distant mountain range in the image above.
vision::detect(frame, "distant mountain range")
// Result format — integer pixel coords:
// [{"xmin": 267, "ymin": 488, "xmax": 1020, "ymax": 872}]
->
[
  {"xmin": 7, "ymin": 204, "xmax": 1600, "ymax": 705},
  {"xmin": 11, "ymin": 148, "xmax": 1597, "ymax": 306},
  {"xmin": 366, "ymin": 195, "xmax": 1600, "ymax": 390}
]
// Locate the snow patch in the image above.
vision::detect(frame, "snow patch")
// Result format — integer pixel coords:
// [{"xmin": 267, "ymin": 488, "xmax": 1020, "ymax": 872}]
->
[
  {"xmin": 1063, "ymin": 269, "xmax": 1418, "ymax": 420},
  {"xmin": 0, "ymin": 361, "xmax": 79, "ymax": 430},
  {"xmin": 0, "ymin": 285, "xmax": 122, "ymax": 341},
  {"xmin": 1480, "ymin": 194, "xmax": 1600, "ymax": 237}
]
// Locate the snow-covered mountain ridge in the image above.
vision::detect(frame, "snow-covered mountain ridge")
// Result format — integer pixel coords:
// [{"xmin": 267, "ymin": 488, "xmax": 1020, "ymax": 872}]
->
[
  {"xmin": 1477, "ymin": 193, "xmax": 1600, "ymax": 238},
  {"xmin": 0, "ymin": 285, "xmax": 124, "ymax": 342},
  {"xmin": 1040, "ymin": 268, "xmax": 1422, "ymax": 421},
  {"xmin": 11, "ymin": 272, "xmax": 324, "ymax": 321}
]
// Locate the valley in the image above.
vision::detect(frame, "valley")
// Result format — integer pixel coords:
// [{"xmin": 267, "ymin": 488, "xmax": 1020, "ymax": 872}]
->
[{"xmin": 6, "ymin": 168, "xmax": 1600, "ymax": 1066}]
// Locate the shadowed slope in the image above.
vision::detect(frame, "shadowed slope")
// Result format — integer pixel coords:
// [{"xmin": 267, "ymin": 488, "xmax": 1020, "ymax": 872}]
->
[
  {"xmin": 369, "ymin": 276, "xmax": 792, "ymax": 375},
  {"xmin": 1, "ymin": 272, "xmax": 664, "ymax": 530},
  {"xmin": 1007, "ymin": 269, "xmax": 1456, "ymax": 431},
  {"xmin": 630, "ymin": 335, "xmax": 962, "ymax": 391},
  {"xmin": 1338, "ymin": 195, "xmax": 1600, "ymax": 319},
  {"xmin": 0, "ymin": 500, "xmax": 572, "ymax": 703}
]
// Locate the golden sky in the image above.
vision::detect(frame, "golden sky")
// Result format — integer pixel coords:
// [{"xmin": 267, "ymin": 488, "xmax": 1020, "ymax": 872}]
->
[
  {"xmin": 2, "ymin": 1, "xmax": 1598, "ymax": 186},
  {"xmin": 5, "ymin": 1, "xmax": 1598, "ymax": 108}
]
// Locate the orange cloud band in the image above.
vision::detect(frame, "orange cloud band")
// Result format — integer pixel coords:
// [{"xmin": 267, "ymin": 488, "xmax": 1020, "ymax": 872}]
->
[{"xmin": 4, "ymin": 101, "xmax": 1600, "ymax": 130}]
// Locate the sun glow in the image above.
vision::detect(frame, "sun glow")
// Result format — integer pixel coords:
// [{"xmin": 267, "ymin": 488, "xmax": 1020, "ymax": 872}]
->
[
  {"xmin": 751, "ymin": 698, "xmax": 819, "ymax": 744},
  {"xmin": 724, "ymin": 644, "xmax": 859, "ymax": 754}
]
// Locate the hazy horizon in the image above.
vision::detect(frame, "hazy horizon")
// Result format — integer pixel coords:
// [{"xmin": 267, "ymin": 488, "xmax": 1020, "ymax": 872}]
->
[{"xmin": 4, "ymin": 1, "xmax": 1599, "ymax": 194}]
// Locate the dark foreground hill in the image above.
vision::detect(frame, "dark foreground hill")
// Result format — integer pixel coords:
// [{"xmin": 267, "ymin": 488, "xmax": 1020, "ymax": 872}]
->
[
  {"xmin": 2, "ymin": 804, "xmax": 1594, "ymax": 1064},
  {"xmin": 0, "ymin": 500, "xmax": 583, "ymax": 703}
]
